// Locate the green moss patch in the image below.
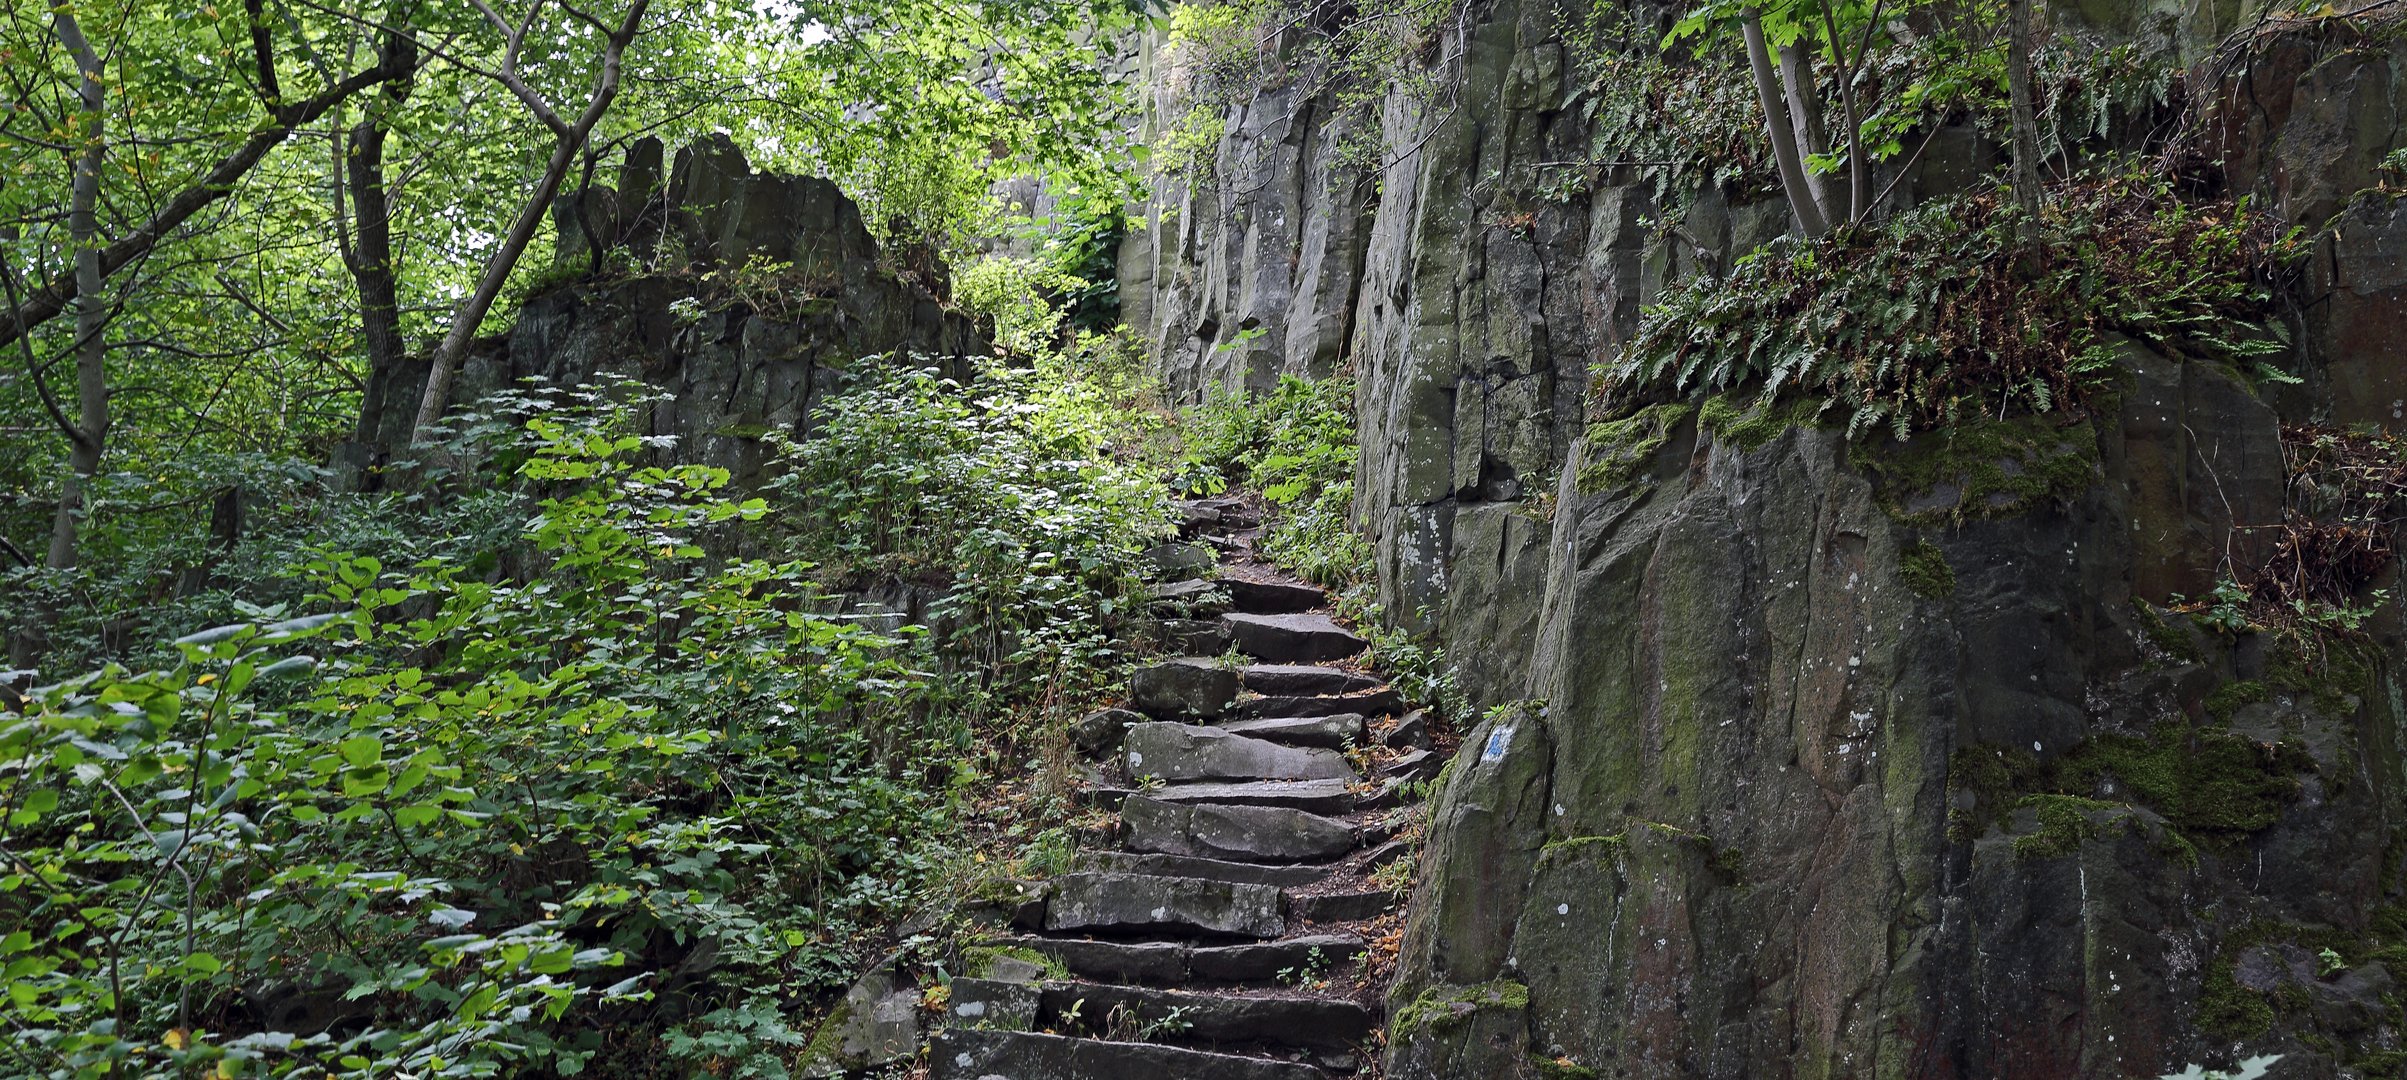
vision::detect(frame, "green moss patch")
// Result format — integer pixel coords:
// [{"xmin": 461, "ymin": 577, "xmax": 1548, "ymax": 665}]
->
[
  {"xmin": 1529, "ymin": 1053, "xmax": 1602, "ymax": 1079},
  {"xmin": 1852, "ymin": 414, "xmax": 2100, "ymax": 524},
  {"xmin": 1389, "ymin": 980, "xmax": 1530, "ymax": 1043},
  {"xmin": 1698, "ymin": 392, "xmax": 1821, "ymax": 453},
  {"xmin": 1577, "ymin": 402, "xmax": 1693, "ymax": 495},
  {"xmin": 1899, "ymin": 539, "xmax": 1956, "ymax": 599},
  {"xmin": 1950, "ymin": 720, "xmax": 2314, "ymax": 854},
  {"xmin": 2205, "ymin": 680, "xmax": 2269, "ymax": 719},
  {"xmin": 962, "ymin": 944, "xmax": 1068, "ymax": 981}
]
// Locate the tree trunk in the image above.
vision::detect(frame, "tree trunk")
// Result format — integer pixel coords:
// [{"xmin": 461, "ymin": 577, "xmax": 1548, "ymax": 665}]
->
[
  {"xmin": 346, "ymin": 27, "xmax": 418, "ymax": 448},
  {"xmin": 1778, "ymin": 43, "xmax": 1835, "ymax": 220},
  {"xmin": 2007, "ymin": 0, "xmax": 2043, "ymax": 241},
  {"xmin": 1742, "ymin": 8, "xmax": 1830, "ymax": 238},
  {"xmin": 408, "ymin": 1, "xmax": 650, "ymax": 444},
  {"xmin": 46, "ymin": 9, "xmax": 109, "ymax": 572}
]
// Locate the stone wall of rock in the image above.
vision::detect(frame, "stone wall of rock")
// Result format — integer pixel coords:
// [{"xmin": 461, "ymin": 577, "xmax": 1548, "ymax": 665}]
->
[
  {"xmin": 344, "ymin": 135, "xmax": 985, "ymax": 488},
  {"xmin": 1132, "ymin": 1, "xmax": 2407, "ymax": 1076}
]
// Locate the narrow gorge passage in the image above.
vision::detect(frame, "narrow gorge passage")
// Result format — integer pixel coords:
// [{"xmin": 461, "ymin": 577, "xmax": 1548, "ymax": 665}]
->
[{"xmin": 930, "ymin": 494, "xmax": 1444, "ymax": 1079}]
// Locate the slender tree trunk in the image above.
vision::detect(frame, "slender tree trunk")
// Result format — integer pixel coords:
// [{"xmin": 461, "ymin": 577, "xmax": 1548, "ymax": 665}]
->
[
  {"xmin": 409, "ymin": 0, "xmax": 650, "ymax": 444},
  {"xmin": 1742, "ymin": 8, "xmax": 1830, "ymax": 237},
  {"xmin": 2006, "ymin": 0, "xmax": 2043, "ymax": 242},
  {"xmin": 47, "ymin": 10, "xmax": 109, "ymax": 572},
  {"xmin": 1778, "ymin": 43, "xmax": 1835, "ymax": 219},
  {"xmin": 346, "ymin": 27, "xmax": 417, "ymax": 447}
]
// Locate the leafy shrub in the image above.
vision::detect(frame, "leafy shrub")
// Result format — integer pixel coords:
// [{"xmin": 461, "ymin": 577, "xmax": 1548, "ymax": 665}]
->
[
  {"xmin": 1605, "ymin": 174, "xmax": 2303, "ymax": 440},
  {"xmin": 1177, "ymin": 375, "xmax": 1369, "ymax": 586},
  {"xmin": 771, "ymin": 358, "xmax": 1172, "ymax": 732},
  {"xmin": 0, "ymin": 394, "xmax": 964, "ymax": 1077}
]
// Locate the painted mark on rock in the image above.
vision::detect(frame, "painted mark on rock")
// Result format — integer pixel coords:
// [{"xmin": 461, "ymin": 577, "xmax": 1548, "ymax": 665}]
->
[{"xmin": 1483, "ymin": 725, "xmax": 1515, "ymax": 763}]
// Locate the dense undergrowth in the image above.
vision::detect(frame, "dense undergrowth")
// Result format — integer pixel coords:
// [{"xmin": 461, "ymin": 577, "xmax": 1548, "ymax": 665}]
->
[
  {"xmin": 0, "ymin": 320, "xmax": 1180, "ymax": 1076},
  {"xmin": 1602, "ymin": 173, "xmax": 2303, "ymax": 441}
]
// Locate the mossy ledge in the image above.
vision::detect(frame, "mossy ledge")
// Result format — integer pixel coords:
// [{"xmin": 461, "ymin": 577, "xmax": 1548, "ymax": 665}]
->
[
  {"xmin": 1851, "ymin": 414, "xmax": 2100, "ymax": 524},
  {"xmin": 1389, "ymin": 980, "xmax": 1531, "ymax": 1044},
  {"xmin": 1577, "ymin": 402, "xmax": 1693, "ymax": 495},
  {"xmin": 1899, "ymin": 538, "xmax": 1957, "ymax": 600}
]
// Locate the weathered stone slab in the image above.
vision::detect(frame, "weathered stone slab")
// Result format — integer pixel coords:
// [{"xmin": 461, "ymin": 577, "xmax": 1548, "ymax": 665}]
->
[
  {"xmin": 1158, "ymin": 618, "xmax": 1234, "ymax": 655},
  {"xmin": 946, "ymin": 977, "xmax": 1038, "ymax": 1030},
  {"xmin": 799, "ymin": 966, "xmax": 921, "ymax": 1077},
  {"xmin": 1217, "ymin": 712, "xmax": 1366, "ymax": 749},
  {"xmin": 1042, "ymin": 872, "xmax": 1284, "ymax": 938},
  {"xmin": 1289, "ymin": 889, "xmax": 1396, "ymax": 924},
  {"xmin": 1222, "ymin": 612, "xmax": 1368, "ymax": 662},
  {"xmin": 1143, "ymin": 542, "xmax": 1217, "ymax": 581},
  {"xmin": 931, "ymin": 1029, "xmax": 1324, "ymax": 1080},
  {"xmin": 1183, "ymin": 934, "xmax": 1368, "ymax": 982},
  {"xmin": 1243, "ymin": 687, "xmax": 1402, "ymax": 718},
  {"xmin": 1131, "ymin": 660, "xmax": 1240, "ymax": 719},
  {"xmin": 1147, "ymin": 778, "xmax": 1360, "ymax": 814},
  {"xmin": 1071, "ymin": 707, "xmax": 1144, "ymax": 754},
  {"xmin": 1077, "ymin": 849, "xmax": 1333, "ymax": 887},
  {"xmin": 1224, "ymin": 578, "xmax": 1326, "ymax": 614},
  {"xmin": 1036, "ymin": 982, "xmax": 1377, "ymax": 1049},
  {"xmin": 1124, "ymin": 722, "xmax": 1354, "ymax": 782},
  {"xmin": 1383, "ymin": 709, "xmax": 1432, "ymax": 750},
  {"xmin": 1241, "ymin": 664, "xmax": 1383, "ymax": 696},
  {"xmin": 1121, "ymin": 795, "xmax": 1358, "ymax": 864}
]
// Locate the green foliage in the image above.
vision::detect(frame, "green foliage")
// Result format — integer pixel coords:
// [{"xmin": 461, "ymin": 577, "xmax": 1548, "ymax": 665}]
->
[
  {"xmin": 1606, "ymin": 176, "xmax": 2302, "ymax": 441},
  {"xmin": 0, "ymin": 393, "xmax": 962, "ymax": 1077},
  {"xmin": 771, "ymin": 358, "xmax": 1172, "ymax": 730},
  {"xmin": 1177, "ymin": 376, "xmax": 1369, "ymax": 587}
]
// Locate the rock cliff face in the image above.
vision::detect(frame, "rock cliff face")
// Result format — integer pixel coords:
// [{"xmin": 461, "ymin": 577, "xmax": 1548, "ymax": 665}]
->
[
  {"xmin": 1131, "ymin": 2, "xmax": 2407, "ymax": 1076},
  {"xmin": 345, "ymin": 136, "xmax": 984, "ymax": 487}
]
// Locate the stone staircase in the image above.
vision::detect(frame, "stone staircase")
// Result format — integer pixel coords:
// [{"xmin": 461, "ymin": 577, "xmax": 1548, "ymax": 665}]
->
[{"xmin": 929, "ymin": 496, "xmax": 1435, "ymax": 1079}]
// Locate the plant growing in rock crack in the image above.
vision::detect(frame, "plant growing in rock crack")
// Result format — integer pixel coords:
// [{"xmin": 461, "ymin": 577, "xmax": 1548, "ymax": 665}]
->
[{"xmin": 1277, "ymin": 946, "xmax": 1334, "ymax": 988}]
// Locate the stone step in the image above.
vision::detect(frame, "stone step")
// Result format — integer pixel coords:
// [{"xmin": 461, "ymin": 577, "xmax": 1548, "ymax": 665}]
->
[
  {"xmin": 1159, "ymin": 618, "xmax": 1235, "ymax": 655},
  {"xmin": 1124, "ymin": 722, "xmax": 1355, "ymax": 783},
  {"xmin": 1381, "ymin": 709, "xmax": 1431, "ymax": 750},
  {"xmin": 1037, "ymin": 981, "xmax": 1378, "ymax": 1050},
  {"xmin": 1288, "ymin": 889, "xmax": 1396, "ymax": 924},
  {"xmin": 1216, "ymin": 713, "xmax": 1365, "ymax": 749},
  {"xmin": 1043, "ymin": 872, "xmax": 1285, "ymax": 939},
  {"xmin": 1076, "ymin": 850, "xmax": 1333, "ymax": 888},
  {"xmin": 1240, "ymin": 688, "xmax": 1402, "ymax": 719},
  {"xmin": 1122, "ymin": 795, "xmax": 1358, "ymax": 864},
  {"xmin": 1143, "ymin": 542, "xmax": 1218, "ymax": 582},
  {"xmin": 931, "ymin": 1029, "xmax": 1324, "ymax": 1080},
  {"xmin": 1241, "ymin": 664, "xmax": 1384, "ymax": 697},
  {"xmin": 1132, "ymin": 659, "xmax": 1240, "ymax": 720},
  {"xmin": 1383, "ymin": 747, "xmax": 1443, "ymax": 785},
  {"xmin": 1147, "ymin": 778, "xmax": 1360, "ymax": 815},
  {"xmin": 1223, "ymin": 578, "xmax": 1326, "ymax": 614},
  {"xmin": 1005, "ymin": 933, "xmax": 1365, "ymax": 986},
  {"xmin": 1147, "ymin": 579, "xmax": 1225, "ymax": 609},
  {"xmin": 1222, "ymin": 613, "xmax": 1368, "ymax": 663}
]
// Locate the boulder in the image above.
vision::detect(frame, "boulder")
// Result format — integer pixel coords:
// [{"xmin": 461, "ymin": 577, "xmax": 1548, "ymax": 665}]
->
[
  {"xmin": 1143, "ymin": 542, "xmax": 1217, "ymax": 581},
  {"xmin": 946, "ymin": 977, "xmax": 1039, "ymax": 1031},
  {"xmin": 1158, "ymin": 618, "xmax": 1234, "ymax": 655},
  {"xmin": 1383, "ymin": 709, "xmax": 1432, "ymax": 750},
  {"xmin": 1222, "ymin": 612, "xmax": 1368, "ymax": 663},
  {"xmin": 799, "ymin": 965, "xmax": 921, "ymax": 1077},
  {"xmin": 1071, "ymin": 707, "xmax": 1145, "ymax": 754},
  {"xmin": 1124, "ymin": 722, "xmax": 1355, "ymax": 782},
  {"xmin": 1130, "ymin": 659, "xmax": 1241, "ymax": 719},
  {"xmin": 1121, "ymin": 795, "xmax": 1359, "ymax": 863},
  {"xmin": 1042, "ymin": 872, "xmax": 1285, "ymax": 938}
]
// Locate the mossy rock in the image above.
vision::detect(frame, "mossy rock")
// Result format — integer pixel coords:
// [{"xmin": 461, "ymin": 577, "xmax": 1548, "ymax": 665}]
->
[
  {"xmin": 1390, "ymin": 979, "xmax": 1530, "ymax": 1044},
  {"xmin": 1577, "ymin": 403, "xmax": 1693, "ymax": 495},
  {"xmin": 1899, "ymin": 539, "xmax": 1956, "ymax": 600},
  {"xmin": 1698, "ymin": 391, "xmax": 1822, "ymax": 453},
  {"xmin": 1852, "ymin": 414, "xmax": 2099, "ymax": 524}
]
